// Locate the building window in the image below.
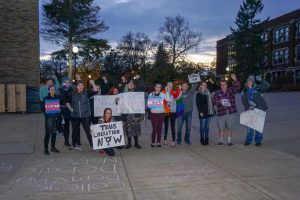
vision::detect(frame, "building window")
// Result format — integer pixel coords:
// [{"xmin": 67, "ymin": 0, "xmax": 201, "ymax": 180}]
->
[
  {"xmin": 297, "ymin": 21, "xmax": 300, "ymax": 38},
  {"xmin": 296, "ymin": 46, "xmax": 300, "ymax": 61},
  {"xmin": 273, "ymin": 26, "xmax": 289, "ymax": 43},
  {"xmin": 260, "ymin": 32, "xmax": 268, "ymax": 43},
  {"xmin": 273, "ymin": 48, "xmax": 288, "ymax": 65},
  {"xmin": 227, "ymin": 43, "xmax": 236, "ymax": 57},
  {"xmin": 260, "ymin": 54, "xmax": 268, "ymax": 66}
]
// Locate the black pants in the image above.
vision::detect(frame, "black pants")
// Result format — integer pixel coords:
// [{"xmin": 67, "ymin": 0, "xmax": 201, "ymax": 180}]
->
[
  {"xmin": 164, "ymin": 113, "xmax": 177, "ymax": 142},
  {"xmin": 61, "ymin": 107, "xmax": 71, "ymax": 144},
  {"xmin": 44, "ymin": 116, "xmax": 57, "ymax": 150},
  {"xmin": 71, "ymin": 117, "xmax": 93, "ymax": 147}
]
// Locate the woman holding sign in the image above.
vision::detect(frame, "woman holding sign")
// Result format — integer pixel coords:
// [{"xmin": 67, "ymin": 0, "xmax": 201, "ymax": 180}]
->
[
  {"xmin": 148, "ymin": 83, "xmax": 166, "ymax": 148},
  {"xmin": 42, "ymin": 85, "xmax": 61, "ymax": 155}
]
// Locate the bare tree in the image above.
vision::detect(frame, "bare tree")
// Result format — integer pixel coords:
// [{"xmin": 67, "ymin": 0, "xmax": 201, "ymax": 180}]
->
[{"xmin": 159, "ymin": 15, "xmax": 202, "ymax": 66}]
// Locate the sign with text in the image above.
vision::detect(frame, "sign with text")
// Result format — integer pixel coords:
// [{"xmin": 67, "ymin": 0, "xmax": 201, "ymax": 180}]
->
[
  {"xmin": 91, "ymin": 121, "xmax": 125, "ymax": 150},
  {"xmin": 94, "ymin": 95, "xmax": 120, "ymax": 117},
  {"xmin": 118, "ymin": 92, "xmax": 145, "ymax": 114},
  {"xmin": 240, "ymin": 108, "xmax": 266, "ymax": 133},
  {"xmin": 147, "ymin": 96, "xmax": 163, "ymax": 109},
  {"xmin": 45, "ymin": 99, "xmax": 60, "ymax": 114},
  {"xmin": 188, "ymin": 73, "xmax": 201, "ymax": 83}
]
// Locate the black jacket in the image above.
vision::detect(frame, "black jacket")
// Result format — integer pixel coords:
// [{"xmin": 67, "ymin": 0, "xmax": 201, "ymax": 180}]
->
[{"xmin": 196, "ymin": 92, "xmax": 215, "ymax": 119}]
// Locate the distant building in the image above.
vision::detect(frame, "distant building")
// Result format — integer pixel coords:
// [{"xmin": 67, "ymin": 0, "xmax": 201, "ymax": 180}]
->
[
  {"xmin": 0, "ymin": 0, "xmax": 40, "ymax": 87},
  {"xmin": 216, "ymin": 9, "xmax": 300, "ymax": 83}
]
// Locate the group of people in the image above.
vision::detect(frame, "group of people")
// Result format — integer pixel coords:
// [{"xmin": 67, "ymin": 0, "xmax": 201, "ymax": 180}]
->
[{"xmin": 40, "ymin": 73, "xmax": 269, "ymax": 156}]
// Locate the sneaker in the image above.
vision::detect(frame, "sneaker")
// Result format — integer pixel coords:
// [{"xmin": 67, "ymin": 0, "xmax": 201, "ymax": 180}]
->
[
  {"xmin": 125, "ymin": 143, "xmax": 132, "ymax": 149},
  {"xmin": 44, "ymin": 149, "xmax": 50, "ymax": 155},
  {"xmin": 244, "ymin": 142, "xmax": 251, "ymax": 146},
  {"xmin": 74, "ymin": 146, "xmax": 82, "ymax": 151},
  {"xmin": 171, "ymin": 142, "xmax": 176, "ymax": 147},
  {"xmin": 151, "ymin": 144, "xmax": 156, "ymax": 148},
  {"xmin": 216, "ymin": 142, "xmax": 224, "ymax": 146},
  {"xmin": 227, "ymin": 143, "xmax": 235, "ymax": 147},
  {"xmin": 157, "ymin": 143, "xmax": 162, "ymax": 148},
  {"xmin": 186, "ymin": 142, "xmax": 191, "ymax": 145},
  {"xmin": 64, "ymin": 142, "xmax": 71, "ymax": 147},
  {"xmin": 51, "ymin": 147, "xmax": 60, "ymax": 153},
  {"xmin": 255, "ymin": 143, "xmax": 262, "ymax": 146},
  {"xmin": 134, "ymin": 143, "xmax": 142, "ymax": 149},
  {"xmin": 69, "ymin": 146, "xmax": 75, "ymax": 150},
  {"xmin": 164, "ymin": 140, "xmax": 168, "ymax": 145}
]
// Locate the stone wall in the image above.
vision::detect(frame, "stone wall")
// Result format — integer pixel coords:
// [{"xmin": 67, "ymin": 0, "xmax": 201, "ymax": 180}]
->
[{"xmin": 0, "ymin": 0, "xmax": 40, "ymax": 87}]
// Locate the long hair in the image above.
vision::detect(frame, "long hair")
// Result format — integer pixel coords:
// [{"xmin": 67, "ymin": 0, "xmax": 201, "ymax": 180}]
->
[{"xmin": 103, "ymin": 108, "xmax": 113, "ymax": 123}]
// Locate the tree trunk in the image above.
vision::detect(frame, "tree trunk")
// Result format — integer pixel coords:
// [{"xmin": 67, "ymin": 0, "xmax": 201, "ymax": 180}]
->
[{"xmin": 68, "ymin": 41, "xmax": 73, "ymax": 80}]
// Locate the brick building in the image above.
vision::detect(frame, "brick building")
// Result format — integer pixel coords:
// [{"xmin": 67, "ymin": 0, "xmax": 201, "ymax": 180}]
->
[
  {"xmin": 216, "ymin": 9, "xmax": 300, "ymax": 83},
  {"xmin": 0, "ymin": 1, "xmax": 40, "ymax": 87}
]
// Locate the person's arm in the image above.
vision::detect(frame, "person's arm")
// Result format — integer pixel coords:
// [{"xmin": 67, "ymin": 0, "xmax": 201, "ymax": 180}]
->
[
  {"xmin": 241, "ymin": 91, "xmax": 250, "ymax": 110},
  {"xmin": 41, "ymin": 97, "xmax": 46, "ymax": 113},
  {"xmin": 213, "ymin": 92, "xmax": 221, "ymax": 106},
  {"xmin": 257, "ymin": 79, "xmax": 271, "ymax": 93},
  {"xmin": 66, "ymin": 103, "xmax": 73, "ymax": 113},
  {"xmin": 52, "ymin": 75, "xmax": 60, "ymax": 90},
  {"xmin": 230, "ymin": 74, "xmax": 241, "ymax": 94},
  {"xmin": 196, "ymin": 93, "xmax": 202, "ymax": 112},
  {"xmin": 39, "ymin": 87, "xmax": 44, "ymax": 102}
]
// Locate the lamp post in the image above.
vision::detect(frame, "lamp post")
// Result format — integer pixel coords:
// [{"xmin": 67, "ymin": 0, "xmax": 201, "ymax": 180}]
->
[{"xmin": 72, "ymin": 46, "xmax": 79, "ymax": 75}]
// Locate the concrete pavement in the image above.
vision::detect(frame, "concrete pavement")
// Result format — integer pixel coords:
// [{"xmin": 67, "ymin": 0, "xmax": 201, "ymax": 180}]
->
[{"xmin": 0, "ymin": 92, "xmax": 300, "ymax": 200}]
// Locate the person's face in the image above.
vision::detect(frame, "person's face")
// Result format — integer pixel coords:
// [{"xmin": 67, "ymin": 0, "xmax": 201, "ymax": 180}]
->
[
  {"xmin": 105, "ymin": 110, "xmax": 112, "ymax": 118},
  {"xmin": 77, "ymin": 83, "xmax": 84, "ymax": 93},
  {"xmin": 220, "ymin": 81, "xmax": 228, "ymax": 91},
  {"xmin": 64, "ymin": 81, "xmax": 70, "ymax": 87},
  {"xmin": 96, "ymin": 86, "xmax": 101, "ymax": 93},
  {"xmin": 154, "ymin": 84, "xmax": 162, "ymax": 93},
  {"xmin": 46, "ymin": 80, "xmax": 53, "ymax": 86},
  {"xmin": 200, "ymin": 83, "xmax": 207, "ymax": 91},
  {"xmin": 128, "ymin": 82, "xmax": 134, "ymax": 90},
  {"xmin": 182, "ymin": 83, "xmax": 189, "ymax": 91},
  {"xmin": 113, "ymin": 89, "xmax": 119, "ymax": 95},
  {"xmin": 247, "ymin": 80, "xmax": 254, "ymax": 88},
  {"xmin": 49, "ymin": 87, "xmax": 56, "ymax": 96},
  {"xmin": 167, "ymin": 83, "xmax": 173, "ymax": 90}
]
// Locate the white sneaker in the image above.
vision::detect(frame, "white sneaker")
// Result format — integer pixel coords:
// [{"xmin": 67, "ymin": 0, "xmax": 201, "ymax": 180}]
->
[
  {"xmin": 74, "ymin": 146, "xmax": 82, "ymax": 151},
  {"xmin": 164, "ymin": 140, "xmax": 168, "ymax": 145},
  {"xmin": 171, "ymin": 142, "xmax": 176, "ymax": 147}
]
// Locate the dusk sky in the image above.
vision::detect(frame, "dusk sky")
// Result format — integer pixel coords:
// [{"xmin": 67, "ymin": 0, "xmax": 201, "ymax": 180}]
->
[{"xmin": 40, "ymin": 0, "xmax": 300, "ymax": 63}]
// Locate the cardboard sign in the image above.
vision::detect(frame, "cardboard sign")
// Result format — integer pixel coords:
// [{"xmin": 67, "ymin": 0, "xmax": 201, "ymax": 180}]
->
[
  {"xmin": 91, "ymin": 121, "xmax": 125, "ymax": 150},
  {"xmin": 240, "ymin": 108, "xmax": 266, "ymax": 133},
  {"xmin": 147, "ymin": 96, "xmax": 163, "ymax": 109},
  {"xmin": 118, "ymin": 92, "xmax": 145, "ymax": 114},
  {"xmin": 188, "ymin": 73, "xmax": 201, "ymax": 83},
  {"xmin": 94, "ymin": 95, "xmax": 120, "ymax": 117},
  {"xmin": 45, "ymin": 99, "xmax": 60, "ymax": 114}
]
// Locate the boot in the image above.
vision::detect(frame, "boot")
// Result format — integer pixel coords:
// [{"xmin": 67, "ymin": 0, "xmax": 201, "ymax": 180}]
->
[
  {"xmin": 134, "ymin": 136, "xmax": 142, "ymax": 149},
  {"xmin": 125, "ymin": 137, "xmax": 132, "ymax": 149},
  {"xmin": 200, "ymin": 137, "xmax": 205, "ymax": 145},
  {"xmin": 204, "ymin": 138, "xmax": 209, "ymax": 145},
  {"xmin": 44, "ymin": 149, "xmax": 50, "ymax": 155}
]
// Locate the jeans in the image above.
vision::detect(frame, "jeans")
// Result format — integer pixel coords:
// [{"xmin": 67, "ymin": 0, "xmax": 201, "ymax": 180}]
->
[
  {"xmin": 164, "ymin": 113, "xmax": 176, "ymax": 142},
  {"xmin": 245, "ymin": 128, "xmax": 263, "ymax": 144},
  {"xmin": 71, "ymin": 117, "xmax": 93, "ymax": 147},
  {"xmin": 150, "ymin": 113, "xmax": 165, "ymax": 143},
  {"xmin": 44, "ymin": 116, "xmax": 57, "ymax": 150},
  {"xmin": 200, "ymin": 117, "xmax": 211, "ymax": 140},
  {"xmin": 177, "ymin": 111, "xmax": 192, "ymax": 144},
  {"xmin": 61, "ymin": 107, "xmax": 71, "ymax": 145}
]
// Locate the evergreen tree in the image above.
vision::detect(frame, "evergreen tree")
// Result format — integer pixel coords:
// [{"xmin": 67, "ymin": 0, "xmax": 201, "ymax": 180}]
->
[{"xmin": 231, "ymin": 0, "xmax": 269, "ymax": 77}]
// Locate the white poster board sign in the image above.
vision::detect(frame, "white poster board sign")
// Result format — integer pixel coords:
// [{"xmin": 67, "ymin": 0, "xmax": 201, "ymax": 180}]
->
[
  {"xmin": 91, "ymin": 121, "xmax": 125, "ymax": 150},
  {"xmin": 118, "ymin": 92, "xmax": 145, "ymax": 114},
  {"xmin": 240, "ymin": 108, "xmax": 266, "ymax": 133},
  {"xmin": 188, "ymin": 73, "xmax": 201, "ymax": 83},
  {"xmin": 94, "ymin": 95, "xmax": 120, "ymax": 117}
]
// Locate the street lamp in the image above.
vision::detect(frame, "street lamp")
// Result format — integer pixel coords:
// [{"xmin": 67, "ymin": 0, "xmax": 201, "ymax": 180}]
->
[
  {"xmin": 88, "ymin": 74, "xmax": 91, "ymax": 79},
  {"xmin": 226, "ymin": 67, "xmax": 230, "ymax": 72},
  {"xmin": 72, "ymin": 46, "xmax": 79, "ymax": 74}
]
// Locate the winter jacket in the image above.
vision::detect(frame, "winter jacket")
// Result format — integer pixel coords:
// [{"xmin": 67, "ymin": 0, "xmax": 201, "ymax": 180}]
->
[
  {"xmin": 196, "ymin": 90, "xmax": 215, "ymax": 119},
  {"xmin": 241, "ymin": 85, "xmax": 268, "ymax": 111},
  {"xmin": 42, "ymin": 94, "xmax": 61, "ymax": 117},
  {"xmin": 68, "ymin": 90, "xmax": 96, "ymax": 118}
]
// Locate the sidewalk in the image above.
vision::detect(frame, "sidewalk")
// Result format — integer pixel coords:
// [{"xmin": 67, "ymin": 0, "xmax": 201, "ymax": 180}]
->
[{"xmin": 0, "ymin": 92, "xmax": 300, "ymax": 200}]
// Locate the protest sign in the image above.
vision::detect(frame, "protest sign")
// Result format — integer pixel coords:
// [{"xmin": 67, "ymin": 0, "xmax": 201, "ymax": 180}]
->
[
  {"xmin": 118, "ymin": 92, "xmax": 145, "ymax": 114},
  {"xmin": 45, "ymin": 99, "xmax": 60, "ymax": 114},
  {"xmin": 188, "ymin": 73, "xmax": 201, "ymax": 83},
  {"xmin": 91, "ymin": 121, "xmax": 125, "ymax": 150},
  {"xmin": 94, "ymin": 95, "xmax": 120, "ymax": 117},
  {"xmin": 240, "ymin": 108, "xmax": 266, "ymax": 133},
  {"xmin": 147, "ymin": 96, "xmax": 163, "ymax": 109}
]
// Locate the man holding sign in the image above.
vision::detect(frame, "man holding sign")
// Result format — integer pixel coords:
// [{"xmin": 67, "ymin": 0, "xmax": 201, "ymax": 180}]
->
[
  {"xmin": 213, "ymin": 74, "xmax": 240, "ymax": 147},
  {"xmin": 42, "ymin": 85, "xmax": 61, "ymax": 155}
]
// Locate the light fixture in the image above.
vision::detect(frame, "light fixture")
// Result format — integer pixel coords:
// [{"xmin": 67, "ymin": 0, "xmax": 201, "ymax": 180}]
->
[
  {"xmin": 72, "ymin": 46, "xmax": 79, "ymax": 54},
  {"xmin": 88, "ymin": 75, "xmax": 91, "ymax": 79}
]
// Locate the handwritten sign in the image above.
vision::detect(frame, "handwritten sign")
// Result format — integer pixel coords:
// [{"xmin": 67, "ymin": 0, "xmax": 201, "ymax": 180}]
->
[
  {"xmin": 118, "ymin": 92, "xmax": 145, "ymax": 114},
  {"xmin": 45, "ymin": 99, "xmax": 60, "ymax": 114},
  {"xmin": 91, "ymin": 121, "xmax": 125, "ymax": 150},
  {"xmin": 240, "ymin": 108, "xmax": 266, "ymax": 133},
  {"xmin": 147, "ymin": 96, "xmax": 163, "ymax": 109},
  {"xmin": 94, "ymin": 95, "xmax": 120, "ymax": 117},
  {"xmin": 188, "ymin": 73, "xmax": 201, "ymax": 83}
]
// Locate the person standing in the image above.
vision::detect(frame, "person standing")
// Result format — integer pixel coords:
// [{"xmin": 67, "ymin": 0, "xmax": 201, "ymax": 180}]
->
[
  {"xmin": 241, "ymin": 76, "xmax": 269, "ymax": 146},
  {"xmin": 162, "ymin": 82, "xmax": 181, "ymax": 147},
  {"xmin": 196, "ymin": 81, "xmax": 215, "ymax": 145},
  {"xmin": 66, "ymin": 80, "xmax": 97, "ymax": 150},
  {"xmin": 148, "ymin": 83, "xmax": 166, "ymax": 148},
  {"xmin": 42, "ymin": 85, "xmax": 61, "ymax": 155},
  {"xmin": 213, "ymin": 74, "xmax": 240, "ymax": 147},
  {"xmin": 176, "ymin": 82, "xmax": 197, "ymax": 145}
]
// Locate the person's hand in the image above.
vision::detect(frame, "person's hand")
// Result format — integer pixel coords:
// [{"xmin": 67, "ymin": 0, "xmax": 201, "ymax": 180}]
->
[
  {"xmin": 179, "ymin": 85, "xmax": 182, "ymax": 90},
  {"xmin": 75, "ymin": 74, "xmax": 81, "ymax": 80},
  {"xmin": 165, "ymin": 86, "xmax": 170, "ymax": 92},
  {"xmin": 231, "ymin": 74, "xmax": 237, "ymax": 81},
  {"xmin": 209, "ymin": 77, "xmax": 214, "ymax": 84},
  {"xmin": 135, "ymin": 75, "xmax": 141, "ymax": 80},
  {"xmin": 115, "ymin": 97, "xmax": 120, "ymax": 103},
  {"xmin": 89, "ymin": 80, "xmax": 95, "ymax": 86},
  {"xmin": 70, "ymin": 108, "xmax": 74, "ymax": 113},
  {"xmin": 121, "ymin": 76, "xmax": 126, "ymax": 83},
  {"xmin": 51, "ymin": 74, "xmax": 57, "ymax": 79},
  {"xmin": 200, "ymin": 113, "xmax": 204, "ymax": 117}
]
